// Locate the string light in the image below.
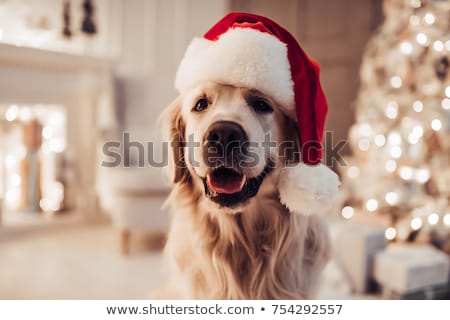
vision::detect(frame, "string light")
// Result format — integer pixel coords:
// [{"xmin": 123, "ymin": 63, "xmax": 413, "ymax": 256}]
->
[
  {"xmin": 445, "ymin": 40, "xmax": 450, "ymax": 51},
  {"xmin": 444, "ymin": 213, "xmax": 450, "ymax": 227},
  {"xmin": 408, "ymin": 125, "xmax": 423, "ymax": 144},
  {"xmin": 374, "ymin": 134, "xmax": 386, "ymax": 147},
  {"xmin": 423, "ymin": 13, "xmax": 435, "ymax": 25},
  {"xmin": 399, "ymin": 41, "xmax": 413, "ymax": 55},
  {"xmin": 390, "ymin": 76, "xmax": 402, "ymax": 88},
  {"xmin": 412, "ymin": 125, "xmax": 424, "ymax": 138},
  {"xmin": 385, "ymin": 160, "xmax": 397, "ymax": 173},
  {"xmin": 385, "ymin": 101, "xmax": 399, "ymax": 119},
  {"xmin": 341, "ymin": 206, "xmax": 354, "ymax": 219},
  {"xmin": 358, "ymin": 138, "xmax": 370, "ymax": 151},
  {"xmin": 366, "ymin": 199, "xmax": 378, "ymax": 212},
  {"xmin": 385, "ymin": 227, "xmax": 397, "ymax": 240},
  {"xmin": 399, "ymin": 166, "xmax": 414, "ymax": 180},
  {"xmin": 415, "ymin": 168, "xmax": 430, "ymax": 183},
  {"xmin": 445, "ymin": 86, "xmax": 450, "ymax": 98},
  {"xmin": 411, "ymin": 217, "xmax": 423, "ymax": 230},
  {"xmin": 385, "ymin": 191, "xmax": 399, "ymax": 205},
  {"xmin": 442, "ymin": 98, "xmax": 450, "ymax": 110},
  {"xmin": 390, "ymin": 146, "xmax": 402, "ymax": 158},
  {"xmin": 428, "ymin": 213, "xmax": 439, "ymax": 225},
  {"xmin": 433, "ymin": 40, "xmax": 444, "ymax": 52},
  {"xmin": 431, "ymin": 119, "xmax": 442, "ymax": 131},
  {"xmin": 416, "ymin": 33, "xmax": 428, "ymax": 45},
  {"xmin": 408, "ymin": 133, "xmax": 419, "ymax": 144},
  {"xmin": 5, "ymin": 105, "xmax": 19, "ymax": 122},
  {"xmin": 347, "ymin": 166, "xmax": 360, "ymax": 179},
  {"xmin": 388, "ymin": 132, "xmax": 402, "ymax": 145},
  {"xmin": 412, "ymin": 100, "xmax": 423, "ymax": 112},
  {"xmin": 359, "ymin": 123, "xmax": 372, "ymax": 136}
]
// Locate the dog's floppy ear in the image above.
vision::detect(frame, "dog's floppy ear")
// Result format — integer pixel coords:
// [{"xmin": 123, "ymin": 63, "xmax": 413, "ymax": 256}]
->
[{"xmin": 160, "ymin": 96, "xmax": 190, "ymax": 184}]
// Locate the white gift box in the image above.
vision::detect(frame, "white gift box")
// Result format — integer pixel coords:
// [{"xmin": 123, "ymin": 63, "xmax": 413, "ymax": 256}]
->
[
  {"xmin": 332, "ymin": 221, "xmax": 387, "ymax": 293},
  {"xmin": 373, "ymin": 244, "xmax": 450, "ymax": 294}
]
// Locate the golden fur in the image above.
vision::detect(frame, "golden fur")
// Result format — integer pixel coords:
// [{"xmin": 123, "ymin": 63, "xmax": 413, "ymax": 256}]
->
[{"xmin": 158, "ymin": 84, "xmax": 330, "ymax": 299}]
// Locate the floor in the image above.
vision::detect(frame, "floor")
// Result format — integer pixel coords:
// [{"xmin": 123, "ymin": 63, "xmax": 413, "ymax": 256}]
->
[
  {"xmin": 0, "ymin": 216, "xmax": 360, "ymax": 299},
  {"xmin": 0, "ymin": 220, "xmax": 167, "ymax": 299}
]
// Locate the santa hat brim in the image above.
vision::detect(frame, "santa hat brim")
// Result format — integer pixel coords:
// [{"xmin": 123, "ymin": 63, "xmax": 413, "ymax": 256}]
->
[{"xmin": 175, "ymin": 27, "xmax": 296, "ymax": 119}]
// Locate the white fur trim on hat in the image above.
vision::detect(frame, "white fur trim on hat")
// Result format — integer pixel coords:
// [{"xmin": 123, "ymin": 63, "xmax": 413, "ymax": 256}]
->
[
  {"xmin": 175, "ymin": 28, "xmax": 295, "ymax": 116},
  {"xmin": 278, "ymin": 163, "xmax": 340, "ymax": 215}
]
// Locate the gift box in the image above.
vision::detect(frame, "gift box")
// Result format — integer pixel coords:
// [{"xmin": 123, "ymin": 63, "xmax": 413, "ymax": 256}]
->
[
  {"xmin": 373, "ymin": 244, "xmax": 450, "ymax": 296},
  {"xmin": 332, "ymin": 221, "xmax": 387, "ymax": 293},
  {"xmin": 387, "ymin": 283, "xmax": 450, "ymax": 300}
]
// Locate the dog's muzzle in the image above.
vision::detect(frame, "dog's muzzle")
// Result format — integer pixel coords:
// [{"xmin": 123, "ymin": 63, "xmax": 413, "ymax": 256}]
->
[
  {"xmin": 201, "ymin": 121, "xmax": 272, "ymax": 208},
  {"xmin": 203, "ymin": 120, "xmax": 248, "ymax": 168}
]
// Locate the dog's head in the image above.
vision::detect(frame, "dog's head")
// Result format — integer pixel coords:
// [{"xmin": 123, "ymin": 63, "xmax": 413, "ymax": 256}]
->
[
  {"xmin": 160, "ymin": 13, "xmax": 338, "ymax": 215},
  {"xmin": 162, "ymin": 81, "xmax": 299, "ymax": 211}
]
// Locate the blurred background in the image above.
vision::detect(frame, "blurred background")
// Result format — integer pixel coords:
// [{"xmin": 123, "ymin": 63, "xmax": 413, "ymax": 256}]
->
[{"xmin": 0, "ymin": 0, "xmax": 449, "ymax": 299}]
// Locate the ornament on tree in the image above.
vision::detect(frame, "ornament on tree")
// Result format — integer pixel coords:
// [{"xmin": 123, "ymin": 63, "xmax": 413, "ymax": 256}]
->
[{"xmin": 434, "ymin": 56, "xmax": 449, "ymax": 80}]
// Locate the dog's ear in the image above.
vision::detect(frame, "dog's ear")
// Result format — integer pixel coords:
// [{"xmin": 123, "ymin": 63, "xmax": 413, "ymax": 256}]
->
[{"xmin": 160, "ymin": 96, "xmax": 190, "ymax": 184}]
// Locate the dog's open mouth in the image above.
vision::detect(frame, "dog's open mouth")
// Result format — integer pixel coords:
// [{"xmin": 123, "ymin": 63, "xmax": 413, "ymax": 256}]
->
[
  {"xmin": 206, "ymin": 168, "xmax": 246, "ymax": 194},
  {"xmin": 202, "ymin": 162, "xmax": 273, "ymax": 208}
]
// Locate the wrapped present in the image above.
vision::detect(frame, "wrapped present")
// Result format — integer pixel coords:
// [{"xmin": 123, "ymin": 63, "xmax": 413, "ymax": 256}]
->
[
  {"xmin": 386, "ymin": 283, "xmax": 450, "ymax": 300},
  {"xmin": 332, "ymin": 221, "xmax": 387, "ymax": 293},
  {"xmin": 373, "ymin": 244, "xmax": 450, "ymax": 296}
]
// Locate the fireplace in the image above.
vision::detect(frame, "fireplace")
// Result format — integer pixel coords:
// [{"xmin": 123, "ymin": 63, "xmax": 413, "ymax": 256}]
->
[
  {"xmin": 0, "ymin": 43, "xmax": 115, "ymax": 226},
  {"xmin": 0, "ymin": 103, "xmax": 74, "ymax": 219}
]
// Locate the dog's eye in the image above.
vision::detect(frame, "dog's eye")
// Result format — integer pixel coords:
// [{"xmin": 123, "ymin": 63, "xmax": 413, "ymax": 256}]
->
[
  {"xmin": 251, "ymin": 99, "xmax": 273, "ymax": 114},
  {"xmin": 192, "ymin": 98, "xmax": 209, "ymax": 112}
]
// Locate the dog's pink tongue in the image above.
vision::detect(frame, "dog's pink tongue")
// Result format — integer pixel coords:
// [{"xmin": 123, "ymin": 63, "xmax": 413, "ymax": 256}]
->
[{"xmin": 207, "ymin": 170, "xmax": 245, "ymax": 194}]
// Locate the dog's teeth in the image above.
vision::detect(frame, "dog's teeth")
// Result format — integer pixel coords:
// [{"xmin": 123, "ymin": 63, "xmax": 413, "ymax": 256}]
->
[{"xmin": 240, "ymin": 177, "xmax": 246, "ymax": 189}]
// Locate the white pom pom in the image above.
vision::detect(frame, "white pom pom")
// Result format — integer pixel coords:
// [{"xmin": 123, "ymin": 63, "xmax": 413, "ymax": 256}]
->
[{"xmin": 278, "ymin": 163, "xmax": 340, "ymax": 215}]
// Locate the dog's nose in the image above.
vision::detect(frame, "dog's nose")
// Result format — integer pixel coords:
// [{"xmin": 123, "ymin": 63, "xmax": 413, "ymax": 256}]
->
[
  {"xmin": 203, "ymin": 121, "xmax": 248, "ymax": 166},
  {"xmin": 205, "ymin": 121, "xmax": 248, "ymax": 147}
]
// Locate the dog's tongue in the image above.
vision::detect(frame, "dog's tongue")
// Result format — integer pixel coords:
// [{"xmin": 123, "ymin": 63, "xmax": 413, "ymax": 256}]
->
[{"xmin": 207, "ymin": 168, "xmax": 245, "ymax": 194}]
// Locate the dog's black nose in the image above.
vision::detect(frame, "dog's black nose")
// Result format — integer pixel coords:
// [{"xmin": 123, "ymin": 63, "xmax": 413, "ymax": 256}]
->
[
  {"xmin": 203, "ymin": 121, "xmax": 248, "ymax": 166},
  {"xmin": 205, "ymin": 121, "xmax": 247, "ymax": 147}
]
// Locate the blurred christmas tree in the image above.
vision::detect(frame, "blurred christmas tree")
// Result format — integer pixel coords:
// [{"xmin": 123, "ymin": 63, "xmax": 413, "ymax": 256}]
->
[{"xmin": 338, "ymin": 0, "xmax": 450, "ymax": 253}]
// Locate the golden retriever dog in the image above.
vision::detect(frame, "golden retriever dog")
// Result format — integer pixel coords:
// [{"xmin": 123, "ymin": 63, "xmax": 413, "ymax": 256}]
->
[{"xmin": 157, "ymin": 13, "xmax": 339, "ymax": 299}]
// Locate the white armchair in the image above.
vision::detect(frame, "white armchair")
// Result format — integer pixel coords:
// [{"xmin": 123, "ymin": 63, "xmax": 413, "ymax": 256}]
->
[{"xmin": 98, "ymin": 167, "xmax": 170, "ymax": 255}]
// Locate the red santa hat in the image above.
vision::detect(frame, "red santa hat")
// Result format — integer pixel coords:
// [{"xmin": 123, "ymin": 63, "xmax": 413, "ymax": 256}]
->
[{"xmin": 175, "ymin": 12, "xmax": 339, "ymax": 215}]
